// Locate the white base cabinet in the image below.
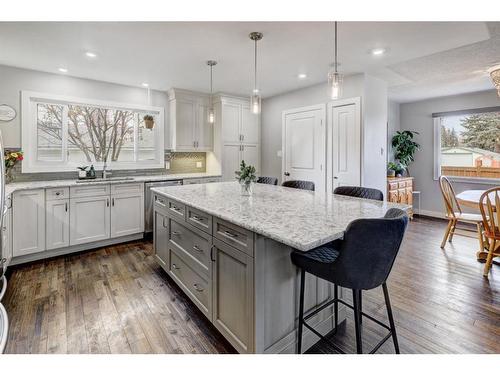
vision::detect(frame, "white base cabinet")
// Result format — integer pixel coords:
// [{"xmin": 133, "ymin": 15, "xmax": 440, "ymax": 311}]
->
[
  {"xmin": 110, "ymin": 183, "xmax": 144, "ymax": 238},
  {"xmin": 70, "ymin": 196, "xmax": 111, "ymax": 246},
  {"xmin": 46, "ymin": 199, "xmax": 70, "ymax": 250},
  {"xmin": 12, "ymin": 189, "xmax": 45, "ymax": 257}
]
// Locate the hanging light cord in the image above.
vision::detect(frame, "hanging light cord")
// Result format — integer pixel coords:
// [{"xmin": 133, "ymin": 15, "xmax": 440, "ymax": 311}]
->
[
  {"xmin": 254, "ymin": 38, "xmax": 258, "ymax": 91},
  {"xmin": 210, "ymin": 64, "xmax": 213, "ymax": 94},
  {"xmin": 334, "ymin": 21, "xmax": 338, "ymax": 73}
]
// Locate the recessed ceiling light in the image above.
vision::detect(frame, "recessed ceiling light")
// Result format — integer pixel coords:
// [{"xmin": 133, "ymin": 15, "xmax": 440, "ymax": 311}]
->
[
  {"xmin": 141, "ymin": 83, "xmax": 149, "ymax": 87},
  {"xmin": 58, "ymin": 67, "xmax": 68, "ymax": 73},
  {"xmin": 298, "ymin": 73, "xmax": 307, "ymax": 79},
  {"xmin": 371, "ymin": 48, "xmax": 386, "ymax": 56},
  {"xmin": 85, "ymin": 51, "xmax": 97, "ymax": 58}
]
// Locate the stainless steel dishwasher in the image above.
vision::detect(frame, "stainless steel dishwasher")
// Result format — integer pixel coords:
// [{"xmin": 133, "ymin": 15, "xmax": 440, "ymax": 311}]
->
[{"xmin": 145, "ymin": 180, "xmax": 183, "ymax": 233}]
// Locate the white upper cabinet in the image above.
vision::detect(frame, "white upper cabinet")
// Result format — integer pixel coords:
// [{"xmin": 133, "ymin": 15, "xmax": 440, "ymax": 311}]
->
[
  {"xmin": 169, "ymin": 89, "xmax": 213, "ymax": 151},
  {"xmin": 240, "ymin": 105, "xmax": 259, "ymax": 144},
  {"xmin": 221, "ymin": 102, "xmax": 241, "ymax": 144},
  {"xmin": 12, "ymin": 189, "xmax": 46, "ymax": 256}
]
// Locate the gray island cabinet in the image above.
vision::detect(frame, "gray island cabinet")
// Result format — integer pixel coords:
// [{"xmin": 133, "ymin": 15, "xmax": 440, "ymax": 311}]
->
[{"xmin": 152, "ymin": 182, "xmax": 410, "ymax": 353}]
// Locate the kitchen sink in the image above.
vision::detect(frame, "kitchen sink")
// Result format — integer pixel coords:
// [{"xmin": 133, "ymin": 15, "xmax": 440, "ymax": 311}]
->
[{"xmin": 76, "ymin": 177, "xmax": 135, "ymax": 183}]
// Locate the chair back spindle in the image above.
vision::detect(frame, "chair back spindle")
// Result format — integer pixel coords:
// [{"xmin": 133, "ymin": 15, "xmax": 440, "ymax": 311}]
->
[
  {"xmin": 479, "ymin": 187, "xmax": 500, "ymax": 240},
  {"xmin": 439, "ymin": 176, "xmax": 462, "ymax": 218}
]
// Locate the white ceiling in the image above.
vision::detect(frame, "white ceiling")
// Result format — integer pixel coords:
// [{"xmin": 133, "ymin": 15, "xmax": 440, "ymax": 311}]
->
[{"xmin": 0, "ymin": 21, "xmax": 499, "ymax": 102}]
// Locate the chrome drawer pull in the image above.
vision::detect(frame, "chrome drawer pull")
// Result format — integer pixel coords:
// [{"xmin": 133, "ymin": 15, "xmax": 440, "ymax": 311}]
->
[
  {"xmin": 171, "ymin": 231, "xmax": 180, "ymax": 236},
  {"xmin": 191, "ymin": 215, "xmax": 203, "ymax": 221},
  {"xmin": 172, "ymin": 206, "xmax": 181, "ymax": 212},
  {"xmin": 193, "ymin": 283, "xmax": 204, "ymax": 292},
  {"xmin": 223, "ymin": 230, "xmax": 237, "ymax": 238},
  {"xmin": 162, "ymin": 217, "xmax": 168, "ymax": 228},
  {"xmin": 172, "ymin": 263, "xmax": 180, "ymax": 270},
  {"xmin": 192, "ymin": 245, "xmax": 203, "ymax": 253}
]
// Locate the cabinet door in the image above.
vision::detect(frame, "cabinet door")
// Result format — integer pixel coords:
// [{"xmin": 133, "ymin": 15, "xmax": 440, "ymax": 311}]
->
[
  {"xmin": 221, "ymin": 102, "xmax": 241, "ymax": 144},
  {"xmin": 154, "ymin": 209, "xmax": 169, "ymax": 269},
  {"xmin": 175, "ymin": 99, "xmax": 196, "ymax": 150},
  {"xmin": 46, "ymin": 199, "xmax": 70, "ymax": 250},
  {"xmin": 241, "ymin": 144, "xmax": 260, "ymax": 174},
  {"xmin": 13, "ymin": 189, "xmax": 45, "ymax": 257},
  {"xmin": 70, "ymin": 196, "xmax": 110, "ymax": 245},
  {"xmin": 196, "ymin": 103, "xmax": 213, "ymax": 151},
  {"xmin": 222, "ymin": 144, "xmax": 242, "ymax": 182},
  {"xmin": 110, "ymin": 194, "xmax": 144, "ymax": 238},
  {"xmin": 212, "ymin": 238, "xmax": 254, "ymax": 353},
  {"xmin": 241, "ymin": 105, "xmax": 259, "ymax": 144}
]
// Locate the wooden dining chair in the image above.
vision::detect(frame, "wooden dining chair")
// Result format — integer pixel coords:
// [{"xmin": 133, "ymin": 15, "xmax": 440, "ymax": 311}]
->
[
  {"xmin": 438, "ymin": 176, "xmax": 485, "ymax": 250},
  {"xmin": 479, "ymin": 187, "xmax": 500, "ymax": 277}
]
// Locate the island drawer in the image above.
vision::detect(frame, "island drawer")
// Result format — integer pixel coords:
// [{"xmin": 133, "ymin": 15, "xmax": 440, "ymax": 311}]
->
[
  {"xmin": 46, "ymin": 187, "xmax": 69, "ymax": 201},
  {"xmin": 186, "ymin": 206, "xmax": 212, "ymax": 234},
  {"xmin": 213, "ymin": 217, "xmax": 254, "ymax": 257},
  {"xmin": 168, "ymin": 250, "xmax": 211, "ymax": 319},
  {"xmin": 168, "ymin": 217, "xmax": 211, "ymax": 277},
  {"xmin": 167, "ymin": 198, "xmax": 186, "ymax": 220}
]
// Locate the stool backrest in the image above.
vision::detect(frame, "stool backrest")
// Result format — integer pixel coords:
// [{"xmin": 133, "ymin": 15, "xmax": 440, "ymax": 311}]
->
[
  {"xmin": 282, "ymin": 180, "xmax": 315, "ymax": 191},
  {"xmin": 479, "ymin": 187, "xmax": 500, "ymax": 240},
  {"xmin": 334, "ymin": 186, "xmax": 383, "ymax": 201},
  {"xmin": 333, "ymin": 208, "xmax": 408, "ymax": 290},
  {"xmin": 439, "ymin": 175, "xmax": 461, "ymax": 217},
  {"xmin": 257, "ymin": 176, "xmax": 278, "ymax": 185}
]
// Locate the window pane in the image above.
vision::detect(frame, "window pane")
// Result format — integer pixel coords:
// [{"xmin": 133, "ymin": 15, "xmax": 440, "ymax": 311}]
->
[
  {"xmin": 37, "ymin": 103, "xmax": 63, "ymax": 161},
  {"xmin": 67, "ymin": 105, "xmax": 135, "ymax": 164},
  {"xmin": 441, "ymin": 111, "xmax": 500, "ymax": 179},
  {"xmin": 138, "ymin": 113, "xmax": 156, "ymax": 161}
]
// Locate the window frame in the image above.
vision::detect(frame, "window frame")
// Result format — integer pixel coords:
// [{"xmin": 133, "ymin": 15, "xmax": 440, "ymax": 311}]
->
[
  {"xmin": 433, "ymin": 108, "xmax": 500, "ymax": 185},
  {"xmin": 21, "ymin": 91, "xmax": 165, "ymax": 173}
]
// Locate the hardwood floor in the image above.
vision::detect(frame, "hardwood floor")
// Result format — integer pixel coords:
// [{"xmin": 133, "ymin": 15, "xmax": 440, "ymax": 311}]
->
[{"xmin": 3, "ymin": 217, "xmax": 499, "ymax": 354}]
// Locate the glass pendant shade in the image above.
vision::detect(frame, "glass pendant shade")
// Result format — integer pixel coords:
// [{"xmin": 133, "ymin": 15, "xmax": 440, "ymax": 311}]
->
[
  {"xmin": 251, "ymin": 91, "xmax": 261, "ymax": 114},
  {"xmin": 328, "ymin": 69, "xmax": 343, "ymax": 100},
  {"xmin": 208, "ymin": 107, "xmax": 215, "ymax": 124}
]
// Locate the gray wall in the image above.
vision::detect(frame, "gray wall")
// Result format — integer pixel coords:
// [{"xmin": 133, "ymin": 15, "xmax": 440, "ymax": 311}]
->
[
  {"xmin": 400, "ymin": 89, "xmax": 499, "ymax": 215},
  {"xmin": 0, "ymin": 64, "xmax": 168, "ymax": 148},
  {"xmin": 387, "ymin": 100, "xmax": 401, "ymax": 161},
  {"xmin": 261, "ymin": 73, "xmax": 388, "ymax": 193}
]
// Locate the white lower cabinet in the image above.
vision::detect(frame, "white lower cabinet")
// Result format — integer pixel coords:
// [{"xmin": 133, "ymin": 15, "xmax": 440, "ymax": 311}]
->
[
  {"xmin": 70, "ymin": 195, "xmax": 111, "ymax": 246},
  {"xmin": 111, "ymin": 194, "xmax": 144, "ymax": 238},
  {"xmin": 46, "ymin": 199, "xmax": 70, "ymax": 250},
  {"xmin": 12, "ymin": 189, "xmax": 46, "ymax": 257}
]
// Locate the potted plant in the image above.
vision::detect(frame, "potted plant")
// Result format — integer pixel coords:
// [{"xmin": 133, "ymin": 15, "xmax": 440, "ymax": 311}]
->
[
  {"xmin": 143, "ymin": 114, "xmax": 155, "ymax": 129},
  {"xmin": 391, "ymin": 130, "xmax": 420, "ymax": 176},
  {"xmin": 235, "ymin": 160, "xmax": 257, "ymax": 196},
  {"xmin": 4, "ymin": 150, "xmax": 23, "ymax": 183},
  {"xmin": 387, "ymin": 161, "xmax": 405, "ymax": 177}
]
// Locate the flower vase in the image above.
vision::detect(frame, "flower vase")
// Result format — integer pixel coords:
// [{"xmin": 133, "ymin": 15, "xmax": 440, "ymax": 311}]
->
[
  {"xmin": 240, "ymin": 182, "xmax": 253, "ymax": 196},
  {"xmin": 5, "ymin": 168, "xmax": 14, "ymax": 184}
]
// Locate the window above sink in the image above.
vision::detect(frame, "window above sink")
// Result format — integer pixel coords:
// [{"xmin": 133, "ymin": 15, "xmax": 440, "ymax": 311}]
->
[{"xmin": 21, "ymin": 91, "xmax": 165, "ymax": 173}]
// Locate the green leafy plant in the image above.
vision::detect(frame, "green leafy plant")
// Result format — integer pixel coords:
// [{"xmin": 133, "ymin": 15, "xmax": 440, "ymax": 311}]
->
[
  {"xmin": 143, "ymin": 115, "xmax": 154, "ymax": 121},
  {"xmin": 391, "ymin": 130, "xmax": 420, "ymax": 175},
  {"xmin": 235, "ymin": 160, "xmax": 257, "ymax": 185}
]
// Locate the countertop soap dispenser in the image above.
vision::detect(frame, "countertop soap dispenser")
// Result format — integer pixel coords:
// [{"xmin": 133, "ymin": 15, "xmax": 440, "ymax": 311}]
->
[{"xmin": 89, "ymin": 165, "xmax": 96, "ymax": 179}]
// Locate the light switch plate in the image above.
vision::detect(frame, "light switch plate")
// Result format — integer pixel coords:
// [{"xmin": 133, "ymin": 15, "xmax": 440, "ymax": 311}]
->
[
  {"xmin": 165, "ymin": 161, "xmax": 170, "ymax": 170},
  {"xmin": 277, "ymin": 150, "xmax": 283, "ymax": 158}
]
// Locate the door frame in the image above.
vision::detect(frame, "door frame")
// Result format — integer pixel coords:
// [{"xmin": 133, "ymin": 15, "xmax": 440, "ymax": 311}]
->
[
  {"xmin": 326, "ymin": 97, "xmax": 362, "ymax": 195},
  {"xmin": 281, "ymin": 104, "xmax": 326, "ymax": 191}
]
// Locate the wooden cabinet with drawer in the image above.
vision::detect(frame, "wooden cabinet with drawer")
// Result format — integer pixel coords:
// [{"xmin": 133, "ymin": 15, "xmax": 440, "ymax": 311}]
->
[{"xmin": 387, "ymin": 177, "xmax": 414, "ymax": 217}]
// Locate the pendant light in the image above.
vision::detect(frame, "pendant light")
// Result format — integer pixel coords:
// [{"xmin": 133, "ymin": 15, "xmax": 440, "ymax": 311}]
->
[
  {"xmin": 249, "ymin": 32, "xmax": 263, "ymax": 114},
  {"xmin": 328, "ymin": 22, "xmax": 343, "ymax": 100},
  {"xmin": 206, "ymin": 60, "xmax": 217, "ymax": 124}
]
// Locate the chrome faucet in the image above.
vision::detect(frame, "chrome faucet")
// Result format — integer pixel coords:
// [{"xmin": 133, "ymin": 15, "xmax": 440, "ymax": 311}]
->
[{"xmin": 102, "ymin": 160, "xmax": 112, "ymax": 179}]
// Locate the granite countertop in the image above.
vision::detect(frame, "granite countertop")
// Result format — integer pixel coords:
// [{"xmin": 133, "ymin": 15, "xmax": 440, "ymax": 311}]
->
[
  {"xmin": 5, "ymin": 172, "xmax": 221, "ymax": 196},
  {"xmin": 151, "ymin": 181, "xmax": 411, "ymax": 251}
]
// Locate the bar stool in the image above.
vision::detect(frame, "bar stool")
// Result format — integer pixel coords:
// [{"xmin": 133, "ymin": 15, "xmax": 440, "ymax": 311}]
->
[
  {"xmin": 282, "ymin": 180, "xmax": 315, "ymax": 191},
  {"xmin": 291, "ymin": 208, "xmax": 409, "ymax": 354},
  {"xmin": 333, "ymin": 186, "xmax": 384, "ymax": 201},
  {"xmin": 257, "ymin": 176, "xmax": 278, "ymax": 185}
]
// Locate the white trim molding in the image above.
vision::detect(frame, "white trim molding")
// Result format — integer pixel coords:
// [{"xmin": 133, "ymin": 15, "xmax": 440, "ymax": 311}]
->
[{"xmin": 21, "ymin": 90, "xmax": 165, "ymax": 173}]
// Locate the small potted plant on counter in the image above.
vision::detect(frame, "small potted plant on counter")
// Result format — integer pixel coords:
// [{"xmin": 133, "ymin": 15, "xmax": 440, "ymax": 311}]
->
[
  {"xmin": 235, "ymin": 160, "xmax": 257, "ymax": 196},
  {"xmin": 143, "ymin": 114, "xmax": 155, "ymax": 129},
  {"xmin": 4, "ymin": 150, "xmax": 23, "ymax": 183}
]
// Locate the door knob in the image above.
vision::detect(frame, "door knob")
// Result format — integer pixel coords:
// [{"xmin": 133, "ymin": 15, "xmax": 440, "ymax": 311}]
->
[
  {"xmin": 284, "ymin": 172, "xmax": 290, "ymax": 176},
  {"xmin": 333, "ymin": 176, "xmax": 338, "ymax": 179}
]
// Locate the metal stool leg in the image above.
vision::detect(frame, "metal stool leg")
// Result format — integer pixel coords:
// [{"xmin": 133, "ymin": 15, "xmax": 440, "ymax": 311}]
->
[
  {"xmin": 358, "ymin": 290, "xmax": 362, "ymax": 326},
  {"xmin": 352, "ymin": 289, "xmax": 363, "ymax": 354},
  {"xmin": 334, "ymin": 284, "xmax": 338, "ymax": 333},
  {"xmin": 297, "ymin": 269, "xmax": 306, "ymax": 354},
  {"xmin": 382, "ymin": 283, "xmax": 400, "ymax": 354}
]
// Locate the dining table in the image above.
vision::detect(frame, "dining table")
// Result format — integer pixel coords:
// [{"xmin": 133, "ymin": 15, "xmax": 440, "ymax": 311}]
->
[{"xmin": 455, "ymin": 189, "xmax": 499, "ymax": 263}]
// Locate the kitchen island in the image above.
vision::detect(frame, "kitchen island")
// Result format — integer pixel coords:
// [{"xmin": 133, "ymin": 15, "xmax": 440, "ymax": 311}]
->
[{"xmin": 151, "ymin": 182, "xmax": 410, "ymax": 353}]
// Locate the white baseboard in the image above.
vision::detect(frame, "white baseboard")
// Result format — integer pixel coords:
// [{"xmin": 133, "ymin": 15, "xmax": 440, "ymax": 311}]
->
[{"xmin": 415, "ymin": 209, "xmax": 446, "ymax": 219}]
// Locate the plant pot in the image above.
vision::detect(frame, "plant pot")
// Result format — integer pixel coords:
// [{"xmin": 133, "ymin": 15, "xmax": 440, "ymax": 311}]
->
[
  {"xmin": 144, "ymin": 119, "xmax": 154, "ymax": 129},
  {"xmin": 240, "ymin": 182, "xmax": 253, "ymax": 196},
  {"xmin": 387, "ymin": 170, "xmax": 396, "ymax": 177}
]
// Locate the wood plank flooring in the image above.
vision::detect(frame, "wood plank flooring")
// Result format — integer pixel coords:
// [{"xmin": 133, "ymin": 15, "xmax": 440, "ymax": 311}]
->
[{"xmin": 3, "ymin": 217, "xmax": 499, "ymax": 354}]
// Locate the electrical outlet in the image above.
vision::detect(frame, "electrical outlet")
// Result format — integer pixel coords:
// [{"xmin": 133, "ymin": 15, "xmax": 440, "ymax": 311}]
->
[
  {"xmin": 165, "ymin": 161, "xmax": 170, "ymax": 170},
  {"xmin": 196, "ymin": 161, "xmax": 203, "ymax": 168}
]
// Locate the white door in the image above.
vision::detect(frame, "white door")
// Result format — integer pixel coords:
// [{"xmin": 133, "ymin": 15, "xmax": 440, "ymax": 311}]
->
[
  {"xmin": 46, "ymin": 199, "xmax": 70, "ymax": 250},
  {"xmin": 330, "ymin": 103, "xmax": 361, "ymax": 191},
  {"xmin": 13, "ymin": 189, "xmax": 46, "ymax": 256},
  {"xmin": 196, "ymin": 103, "xmax": 213, "ymax": 151},
  {"xmin": 111, "ymin": 194, "xmax": 144, "ymax": 238},
  {"xmin": 70, "ymin": 196, "xmax": 110, "ymax": 245},
  {"xmin": 241, "ymin": 144, "xmax": 260, "ymax": 174},
  {"xmin": 282, "ymin": 105, "xmax": 326, "ymax": 192},
  {"xmin": 175, "ymin": 99, "xmax": 196, "ymax": 150},
  {"xmin": 241, "ymin": 105, "xmax": 259, "ymax": 144},
  {"xmin": 221, "ymin": 102, "xmax": 241, "ymax": 144},
  {"xmin": 222, "ymin": 144, "xmax": 242, "ymax": 182}
]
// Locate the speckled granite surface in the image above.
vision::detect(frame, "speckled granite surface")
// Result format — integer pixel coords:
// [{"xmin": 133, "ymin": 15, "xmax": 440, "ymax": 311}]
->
[
  {"xmin": 5, "ymin": 173, "xmax": 221, "ymax": 196},
  {"xmin": 151, "ymin": 181, "xmax": 411, "ymax": 251}
]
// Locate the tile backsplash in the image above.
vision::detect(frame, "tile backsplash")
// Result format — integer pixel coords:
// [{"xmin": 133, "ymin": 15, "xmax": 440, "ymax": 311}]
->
[{"xmin": 5, "ymin": 149, "xmax": 207, "ymax": 182}]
